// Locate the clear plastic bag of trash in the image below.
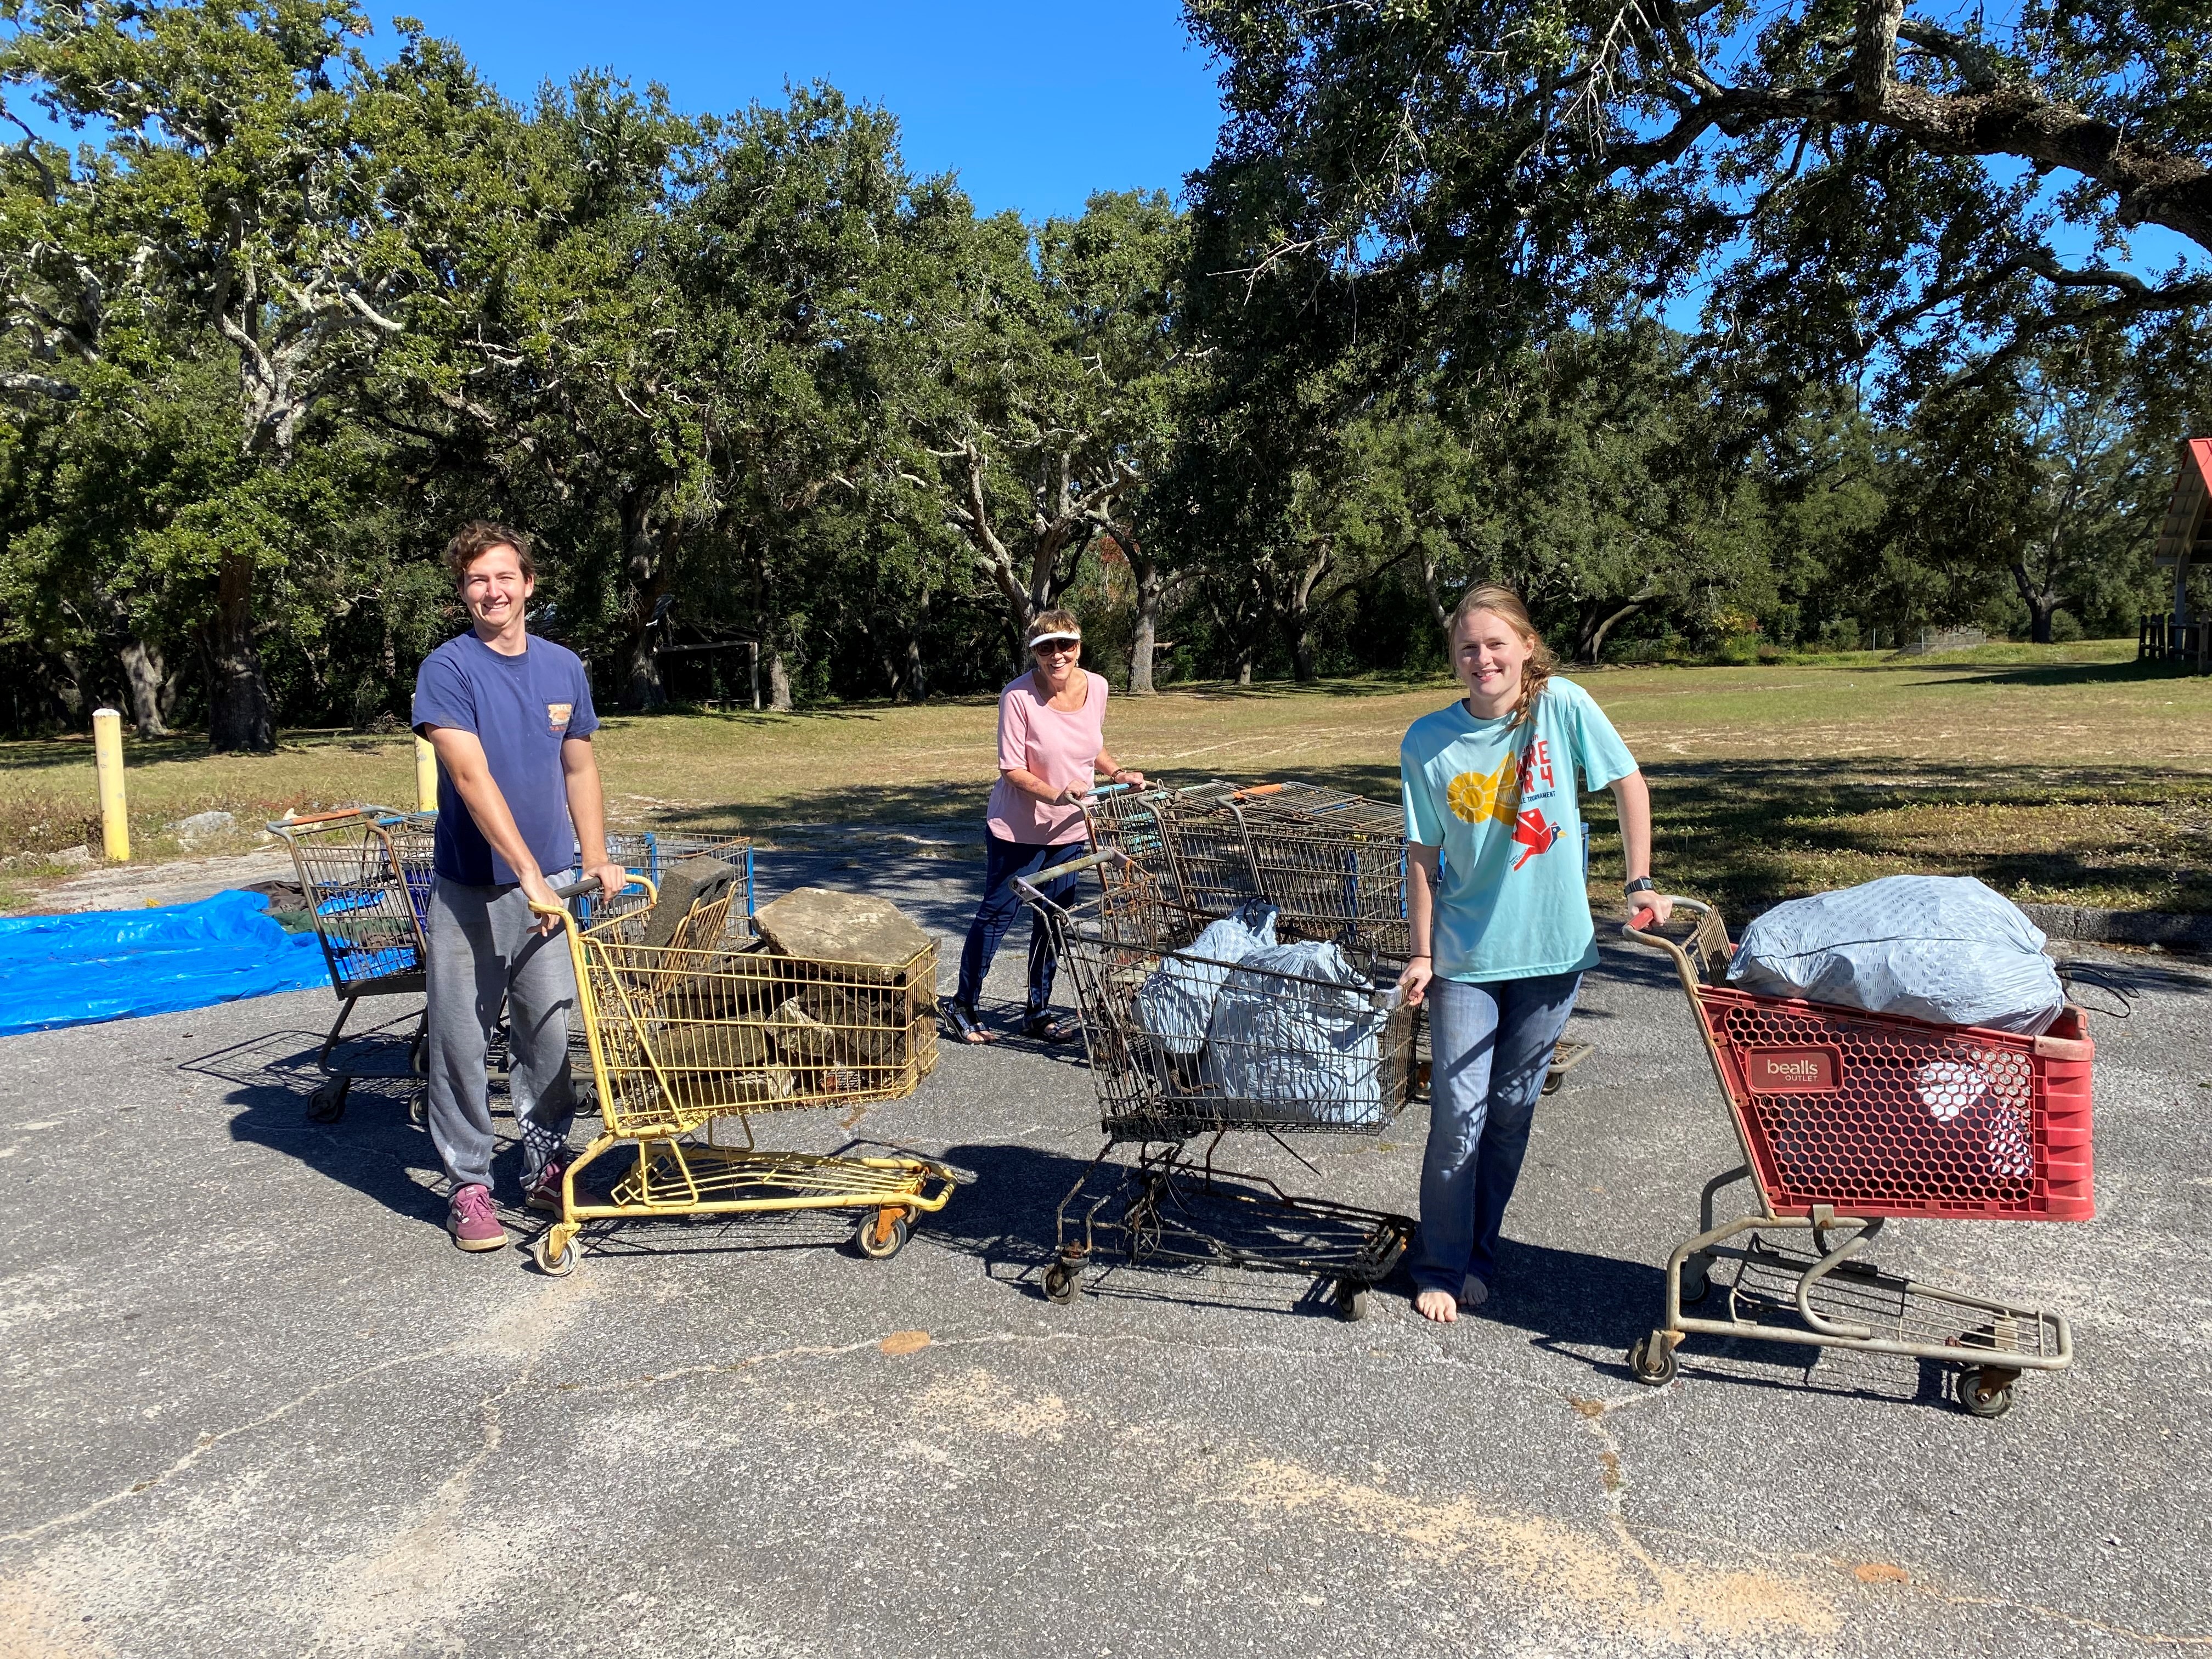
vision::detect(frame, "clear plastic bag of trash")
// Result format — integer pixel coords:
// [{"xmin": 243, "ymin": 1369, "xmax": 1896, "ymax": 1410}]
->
[{"xmin": 1727, "ymin": 875, "xmax": 2065, "ymax": 1035}]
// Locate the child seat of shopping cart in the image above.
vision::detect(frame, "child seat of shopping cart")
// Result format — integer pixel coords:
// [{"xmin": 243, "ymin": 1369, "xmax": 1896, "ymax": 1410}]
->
[
  {"xmin": 1019, "ymin": 848, "xmax": 1423, "ymax": 1320},
  {"xmin": 527, "ymin": 867, "xmax": 955, "ymax": 1276},
  {"xmin": 1621, "ymin": 898, "xmax": 2094, "ymax": 1418}
]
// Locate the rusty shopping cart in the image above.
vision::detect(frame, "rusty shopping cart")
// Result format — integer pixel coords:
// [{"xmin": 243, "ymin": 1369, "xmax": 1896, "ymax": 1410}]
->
[
  {"xmin": 1019, "ymin": 849, "xmax": 1421, "ymax": 1320},
  {"xmin": 1092, "ymin": 780, "xmax": 1593, "ymax": 1093},
  {"xmin": 269, "ymin": 807, "xmax": 437, "ymax": 1123},
  {"xmin": 1621, "ymin": 898, "xmax": 2094, "ymax": 1417},
  {"xmin": 527, "ymin": 871, "xmax": 953, "ymax": 1276}
]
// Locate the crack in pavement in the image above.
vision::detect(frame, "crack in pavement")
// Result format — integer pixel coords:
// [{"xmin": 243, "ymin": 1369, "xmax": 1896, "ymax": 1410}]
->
[
  {"xmin": 1, "ymin": 1340, "xmax": 463, "ymax": 1549},
  {"xmin": 1573, "ymin": 1390, "xmax": 2212, "ymax": 1651}
]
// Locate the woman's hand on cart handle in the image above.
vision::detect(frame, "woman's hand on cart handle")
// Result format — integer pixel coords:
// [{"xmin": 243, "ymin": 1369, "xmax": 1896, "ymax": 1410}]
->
[{"xmin": 1397, "ymin": 955, "xmax": 1434, "ymax": 1008}]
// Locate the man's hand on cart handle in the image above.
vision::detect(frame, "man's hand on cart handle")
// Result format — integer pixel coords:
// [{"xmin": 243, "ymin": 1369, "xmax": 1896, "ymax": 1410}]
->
[
  {"xmin": 1397, "ymin": 955, "xmax": 1434, "ymax": 1008},
  {"xmin": 580, "ymin": 856, "xmax": 629, "ymax": 912},
  {"xmin": 519, "ymin": 867, "xmax": 568, "ymax": 934},
  {"xmin": 1626, "ymin": 889, "xmax": 1675, "ymax": 930}
]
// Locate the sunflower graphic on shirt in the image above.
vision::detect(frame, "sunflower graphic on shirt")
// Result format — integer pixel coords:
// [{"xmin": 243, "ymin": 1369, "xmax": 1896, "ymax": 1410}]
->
[{"xmin": 1446, "ymin": 755, "xmax": 1521, "ymax": 825}]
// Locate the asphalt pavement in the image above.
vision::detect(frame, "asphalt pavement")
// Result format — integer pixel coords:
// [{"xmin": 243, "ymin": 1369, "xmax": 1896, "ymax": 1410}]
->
[{"xmin": 3, "ymin": 833, "xmax": 2208, "ymax": 1657}]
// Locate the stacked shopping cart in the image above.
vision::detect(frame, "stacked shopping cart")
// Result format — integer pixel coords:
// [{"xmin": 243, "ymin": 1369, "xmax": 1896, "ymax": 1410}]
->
[
  {"xmin": 1020, "ymin": 845, "xmax": 1422, "ymax": 1318},
  {"xmin": 269, "ymin": 808, "xmax": 751, "ymax": 1124}
]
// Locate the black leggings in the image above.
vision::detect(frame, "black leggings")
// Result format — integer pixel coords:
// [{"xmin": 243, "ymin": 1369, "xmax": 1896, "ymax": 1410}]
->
[{"xmin": 954, "ymin": 833, "xmax": 1087, "ymax": 1019}]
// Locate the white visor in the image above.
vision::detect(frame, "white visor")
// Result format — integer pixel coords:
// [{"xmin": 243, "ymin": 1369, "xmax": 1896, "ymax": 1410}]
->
[{"xmin": 1028, "ymin": 630, "xmax": 1081, "ymax": 648}]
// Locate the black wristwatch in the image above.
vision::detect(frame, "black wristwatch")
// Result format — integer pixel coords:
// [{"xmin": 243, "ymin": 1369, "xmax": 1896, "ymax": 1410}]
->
[{"xmin": 1622, "ymin": 877, "xmax": 1657, "ymax": 898}]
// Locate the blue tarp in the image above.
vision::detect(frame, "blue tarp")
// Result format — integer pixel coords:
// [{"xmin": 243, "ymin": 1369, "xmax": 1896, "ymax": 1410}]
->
[{"xmin": 0, "ymin": 890, "xmax": 328, "ymax": 1036}]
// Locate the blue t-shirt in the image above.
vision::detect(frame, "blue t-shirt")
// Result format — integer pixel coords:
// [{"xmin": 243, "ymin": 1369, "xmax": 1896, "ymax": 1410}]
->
[
  {"xmin": 411, "ymin": 631, "xmax": 600, "ymax": 885},
  {"xmin": 1400, "ymin": 678, "xmax": 1638, "ymax": 983}
]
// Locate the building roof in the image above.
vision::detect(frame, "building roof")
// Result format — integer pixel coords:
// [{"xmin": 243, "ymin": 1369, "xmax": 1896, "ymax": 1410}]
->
[{"xmin": 2154, "ymin": 438, "xmax": 2212, "ymax": 569}]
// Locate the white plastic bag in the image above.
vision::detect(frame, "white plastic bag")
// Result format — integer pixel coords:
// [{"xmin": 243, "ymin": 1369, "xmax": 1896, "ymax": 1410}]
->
[{"xmin": 1728, "ymin": 876, "xmax": 2064, "ymax": 1035}]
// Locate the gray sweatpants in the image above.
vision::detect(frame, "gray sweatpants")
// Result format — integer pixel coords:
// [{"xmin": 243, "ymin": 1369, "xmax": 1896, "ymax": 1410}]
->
[{"xmin": 424, "ymin": 874, "xmax": 578, "ymax": 1192}]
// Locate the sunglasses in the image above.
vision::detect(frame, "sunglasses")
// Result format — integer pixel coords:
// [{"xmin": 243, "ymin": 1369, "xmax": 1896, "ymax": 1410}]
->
[{"xmin": 1032, "ymin": 641, "xmax": 1080, "ymax": 657}]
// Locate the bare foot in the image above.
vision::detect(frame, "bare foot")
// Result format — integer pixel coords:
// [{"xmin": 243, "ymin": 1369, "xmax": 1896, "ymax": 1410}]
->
[{"xmin": 1415, "ymin": 1288, "xmax": 1458, "ymax": 1323}]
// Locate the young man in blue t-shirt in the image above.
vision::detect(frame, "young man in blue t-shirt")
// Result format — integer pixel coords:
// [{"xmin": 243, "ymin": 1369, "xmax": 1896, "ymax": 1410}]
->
[{"xmin": 411, "ymin": 522, "xmax": 626, "ymax": 1253}]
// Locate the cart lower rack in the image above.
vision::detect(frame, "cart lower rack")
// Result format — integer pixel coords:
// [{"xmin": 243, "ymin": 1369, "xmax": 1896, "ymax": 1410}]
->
[
  {"xmin": 1021, "ymin": 850, "xmax": 1420, "ymax": 1317},
  {"xmin": 529, "ymin": 873, "xmax": 952, "ymax": 1275},
  {"xmin": 1621, "ymin": 898, "xmax": 2092, "ymax": 1417}
]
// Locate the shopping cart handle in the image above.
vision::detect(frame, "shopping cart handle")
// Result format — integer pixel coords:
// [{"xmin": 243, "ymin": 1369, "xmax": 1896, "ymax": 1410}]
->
[
  {"xmin": 267, "ymin": 806, "xmax": 393, "ymax": 832},
  {"xmin": 1012, "ymin": 848, "xmax": 1128, "ymax": 905}
]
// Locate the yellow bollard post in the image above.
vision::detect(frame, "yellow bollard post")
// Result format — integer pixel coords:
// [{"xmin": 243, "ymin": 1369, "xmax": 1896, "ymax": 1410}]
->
[
  {"xmin": 93, "ymin": 707, "xmax": 130, "ymax": 861},
  {"xmin": 415, "ymin": 734, "xmax": 439, "ymax": 814}
]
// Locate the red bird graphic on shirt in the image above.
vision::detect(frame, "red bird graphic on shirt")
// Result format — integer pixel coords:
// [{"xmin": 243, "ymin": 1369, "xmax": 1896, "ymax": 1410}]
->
[{"xmin": 1510, "ymin": 808, "xmax": 1563, "ymax": 871}]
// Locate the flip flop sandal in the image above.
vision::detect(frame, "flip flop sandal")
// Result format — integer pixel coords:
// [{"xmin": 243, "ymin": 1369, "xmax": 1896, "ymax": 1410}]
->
[
  {"xmin": 945, "ymin": 1001, "xmax": 997, "ymax": 1044},
  {"xmin": 1024, "ymin": 1014, "xmax": 1084, "ymax": 1045}
]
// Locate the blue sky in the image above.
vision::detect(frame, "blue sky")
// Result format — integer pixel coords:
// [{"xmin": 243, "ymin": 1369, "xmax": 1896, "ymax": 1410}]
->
[{"xmin": 392, "ymin": 0, "xmax": 1228, "ymax": 220}]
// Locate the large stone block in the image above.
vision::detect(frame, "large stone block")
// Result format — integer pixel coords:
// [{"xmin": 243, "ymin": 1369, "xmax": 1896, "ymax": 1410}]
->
[{"xmin": 754, "ymin": 887, "xmax": 933, "ymax": 969}]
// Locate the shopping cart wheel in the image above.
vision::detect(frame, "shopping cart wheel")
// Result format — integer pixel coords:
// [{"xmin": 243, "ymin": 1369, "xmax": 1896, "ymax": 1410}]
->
[
  {"xmin": 533, "ymin": 1229, "xmax": 580, "ymax": 1277},
  {"xmin": 1680, "ymin": 1257, "xmax": 1712, "ymax": 1306},
  {"xmin": 307, "ymin": 1076, "xmax": 349, "ymax": 1124},
  {"xmin": 1958, "ymin": 1368, "xmax": 2017, "ymax": 1419},
  {"xmin": 1333, "ymin": 1280, "xmax": 1370, "ymax": 1323},
  {"xmin": 1042, "ymin": 1261, "xmax": 1081, "ymax": 1304},
  {"xmin": 407, "ymin": 1088, "xmax": 429, "ymax": 1127},
  {"xmin": 1627, "ymin": 1333, "xmax": 1678, "ymax": 1387},
  {"xmin": 853, "ymin": 1209, "xmax": 912, "ymax": 1261},
  {"xmin": 408, "ymin": 1028, "xmax": 427, "ymax": 1077}
]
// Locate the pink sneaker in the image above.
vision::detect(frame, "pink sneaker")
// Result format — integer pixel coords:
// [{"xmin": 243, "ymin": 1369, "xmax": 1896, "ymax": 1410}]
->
[
  {"xmin": 524, "ymin": 1161, "xmax": 567, "ymax": 1216},
  {"xmin": 447, "ymin": 1184, "xmax": 508, "ymax": 1252}
]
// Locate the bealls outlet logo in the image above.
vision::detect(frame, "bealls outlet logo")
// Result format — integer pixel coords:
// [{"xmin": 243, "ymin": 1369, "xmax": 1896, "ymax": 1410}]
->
[{"xmin": 1747, "ymin": 1046, "xmax": 1841, "ymax": 1092}]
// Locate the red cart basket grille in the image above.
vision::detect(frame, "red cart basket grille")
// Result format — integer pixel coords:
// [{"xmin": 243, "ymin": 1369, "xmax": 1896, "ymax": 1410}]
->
[{"xmin": 1697, "ymin": 990, "xmax": 2094, "ymax": 1220}]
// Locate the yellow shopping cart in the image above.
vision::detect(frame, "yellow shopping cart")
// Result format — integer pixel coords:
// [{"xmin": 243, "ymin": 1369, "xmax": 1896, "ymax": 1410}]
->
[{"xmin": 528, "ymin": 872, "xmax": 953, "ymax": 1276}]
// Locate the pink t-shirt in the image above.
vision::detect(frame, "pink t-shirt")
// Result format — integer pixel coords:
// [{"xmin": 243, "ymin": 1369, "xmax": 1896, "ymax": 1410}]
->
[{"xmin": 986, "ymin": 670, "xmax": 1108, "ymax": 844}]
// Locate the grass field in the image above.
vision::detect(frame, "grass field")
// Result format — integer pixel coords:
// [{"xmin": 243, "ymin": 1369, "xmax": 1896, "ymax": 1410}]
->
[{"xmin": 5, "ymin": 639, "xmax": 2210, "ymax": 916}]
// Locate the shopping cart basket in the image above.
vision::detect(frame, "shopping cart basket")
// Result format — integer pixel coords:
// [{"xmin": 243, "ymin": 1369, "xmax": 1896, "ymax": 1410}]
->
[
  {"xmin": 1126, "ymin": 781, "xmax": 1595, "ymax": 1093},
  {"xmin": 1019, "ymin": 849, "xmax": 1421, "ymax": 1320},
  {"xmin": 269, "ymin": 806, "xmax": 435, "ymax": 1123},
  {"xmin": 1621, "ymin": 898, "xmax": 2093, "ymax": 1417},
  {"xmin": 527, "ymin": 873, "xmax": 954, "ymax": 1276}
]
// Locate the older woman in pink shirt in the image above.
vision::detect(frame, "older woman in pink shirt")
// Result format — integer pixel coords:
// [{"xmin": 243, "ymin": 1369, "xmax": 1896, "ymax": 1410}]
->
[{"xmin": 949, "ymin": 608, "xmax": 1146, "ymax": 1043}]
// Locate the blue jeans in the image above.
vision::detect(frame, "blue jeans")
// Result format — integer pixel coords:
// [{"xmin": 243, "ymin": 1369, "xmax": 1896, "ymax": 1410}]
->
[
  {"xmin": 955, "ymin": 834, "xmax": 1087, "ymax": 1020},
  {"xmin": 1409, "ymin": 970, "xmax": 1583, "ymax": 1296}
]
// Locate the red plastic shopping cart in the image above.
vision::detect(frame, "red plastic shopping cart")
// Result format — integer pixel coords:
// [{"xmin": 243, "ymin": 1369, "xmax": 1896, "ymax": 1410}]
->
[{"xmin": 1622, "ymin": 898, "xmax": 2093, "ymax": 1418}]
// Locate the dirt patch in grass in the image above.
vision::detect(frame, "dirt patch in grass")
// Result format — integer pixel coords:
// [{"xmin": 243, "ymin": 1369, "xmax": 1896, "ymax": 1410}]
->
[{"xmin": 4, "ymin": 641, "xmax": 2208, "ymax": 914}]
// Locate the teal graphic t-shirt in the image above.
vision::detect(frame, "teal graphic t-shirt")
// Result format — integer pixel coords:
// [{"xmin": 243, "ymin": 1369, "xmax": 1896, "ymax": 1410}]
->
[{"xmin": 1400, "ymin": 678, "xmax": 1638, "ymax": 983}]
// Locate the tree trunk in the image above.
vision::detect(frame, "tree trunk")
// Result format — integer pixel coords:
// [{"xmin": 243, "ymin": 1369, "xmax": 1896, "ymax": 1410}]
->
[
  {"xmin": 1420, "ymin": 551, "xmax": 1453, "ymax": 634},
  {"xmin": 1235, "ymin": 650, "xmax": 1254, "ymax": 687},
  {"xmin": 767, "ymin": 649, "xmax": 793, "ymax": 713},
  {"xmin": 1577, "ymin": 596, "xmax": 1646, "ymax": 665},
  {"xmin": 619, "ymin": 500, "xmax": 673, "ymax": 712},
  {"xmin": 1290, "ymin": 624, "xmax": 1318, "ymax": 682},
  {"xmin": 205, "ymin": 554, "xmax": 275, "ymax": 753},
  {"xmin": 2011, "ymin": 559, "xmax": 2061, "ymax": 645},
  {"xmin": 1126, "ymin": 543, "xmax": 1163, "ymax": 695},
  {"xmin": 119, "ymin": 637, "xmax": 171, "ymax": 738}
]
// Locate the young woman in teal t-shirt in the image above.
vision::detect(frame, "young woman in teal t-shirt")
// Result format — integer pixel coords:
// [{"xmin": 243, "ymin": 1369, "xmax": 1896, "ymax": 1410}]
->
[{"xmin": 1397, "ymin": 586, "xmax": 1671, "ymax": 1324}]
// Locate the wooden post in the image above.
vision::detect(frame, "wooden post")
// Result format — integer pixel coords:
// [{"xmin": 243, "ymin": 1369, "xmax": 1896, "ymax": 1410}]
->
[
  {"xmin": 415, "ymin": 735, "xmax": 439, "ymax": 812},
  {"xmin": 93, "ymin": 708, "xmax": 129, "ymax": 861}
]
